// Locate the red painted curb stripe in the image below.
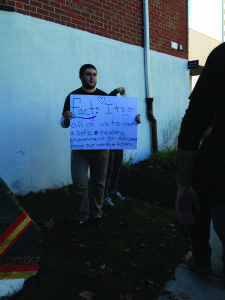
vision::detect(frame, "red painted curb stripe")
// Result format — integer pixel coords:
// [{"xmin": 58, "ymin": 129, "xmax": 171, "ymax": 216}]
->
[
  {"xmin": 0, "ymin": 264, "xmax": 39, "ymax": 272},
  {"xmin": 0, "ymin": 211, "xmax": 28, "ymax": 244},
  {"xmin": 0, "ymin": 219, "xmax": 33, "ymax": 259}
]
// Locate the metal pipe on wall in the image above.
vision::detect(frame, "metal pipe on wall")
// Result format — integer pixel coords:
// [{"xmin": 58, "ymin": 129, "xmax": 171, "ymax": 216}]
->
[
  {"xmin": 0, "ymin": 4, "xmax": 15, "ymax": 11},
  {"xmin": 222, "ymin": 0, "xmax": 224, "ymax": 42},
  {"xmin": 143, "ymin": 0, "xmax": 158, "ymax": 154}
]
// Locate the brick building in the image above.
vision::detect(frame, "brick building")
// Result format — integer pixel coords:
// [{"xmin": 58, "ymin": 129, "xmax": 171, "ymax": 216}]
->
[
  {"xmin": 0, "ymin": 0, "xmax": 189, "ymax": 194},
  {"xmin": 1, "ymin": 0, "xmax": 187, "ymax": 58}
]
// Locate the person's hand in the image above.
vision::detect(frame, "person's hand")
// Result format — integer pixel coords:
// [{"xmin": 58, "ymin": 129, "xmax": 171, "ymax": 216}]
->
[
  {"xmin": 135, "ymin": 114, "xmax": 141, "ymax": 124},
  {"xmin": 176, "ymin": 185, "xmax": 200, "ymax": 224},
  {"xmin": 117, "ymin": 87, "xmax": 126, "ymax": 95},
  {"xmin": 64, "ymin": 111, "xmax": 73, "ymax": 125}
]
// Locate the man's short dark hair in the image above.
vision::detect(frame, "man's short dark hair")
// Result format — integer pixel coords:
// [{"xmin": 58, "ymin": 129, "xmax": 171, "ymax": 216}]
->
[{"xmin": 79, "ymin": 64, "xmax": 97, "ymax": 77}]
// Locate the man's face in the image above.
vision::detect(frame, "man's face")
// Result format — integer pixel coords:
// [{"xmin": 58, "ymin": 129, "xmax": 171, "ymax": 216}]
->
[{"xmin": 80, "ymin": 68, "xmax": 97, "ymax": 90}]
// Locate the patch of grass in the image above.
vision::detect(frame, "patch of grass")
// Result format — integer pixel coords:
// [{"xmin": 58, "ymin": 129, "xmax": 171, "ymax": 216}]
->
[
  {"xmin": 148, "ymin": 148, "xmax": 177, "ymax": 172},
  {"xmin": 10, "ymin": 149, "xmax": 189, "ymax": 300},
  {"xmin": 120, "ymin": 149, "xmax": 178, "ymax": 210}
]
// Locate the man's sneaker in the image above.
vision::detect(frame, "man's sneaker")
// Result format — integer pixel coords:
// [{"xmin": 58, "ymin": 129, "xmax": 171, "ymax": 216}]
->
[
  {"xmin": 79, "ymin": 220, "xmax": 87, "ymax": 225},
  {"xmin": 72, "ymin": 218, "xmax": 88, "ymax": 228},
  {"xmin": 104, "ymin": 196, "xmax": 114, "ymax": 206},
  {"xmin": 186, "ymin": 255, "xmax": 212, "ymax": 277},
  {"xmin": 111, "ymin": 191, "xmax": 125, "ymax": 200}
]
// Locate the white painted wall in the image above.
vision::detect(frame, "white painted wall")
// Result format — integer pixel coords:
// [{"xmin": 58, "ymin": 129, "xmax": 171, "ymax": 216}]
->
[
  {"xmin": 0, "ymin": 11, "xmax": 189, "ymax": 195},
  {"xmin": 150, "ymin": 51, "xmax": 190, "ymax": 149}
]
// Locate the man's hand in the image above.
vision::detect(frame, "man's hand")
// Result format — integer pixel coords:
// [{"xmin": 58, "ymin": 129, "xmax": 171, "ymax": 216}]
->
[
  {"xmin": 64, "ymin": 111, "xmax": 73, "ymax": 125},
  {"xmin": 117, "ymin": 87, "xmax": 126, "ymax": 95},
  {"xmin": 176, "ymin": 185, "xmax": 200, "ymax": 224},
  {"xmin": 135, "ymin": 114, "xmax": 141, "ymax": 124}
]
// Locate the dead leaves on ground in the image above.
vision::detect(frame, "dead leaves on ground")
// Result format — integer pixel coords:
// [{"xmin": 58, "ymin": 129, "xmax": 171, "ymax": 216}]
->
[
  {"xmin": 42, "ymin": 217, "xmax": 55, "ymax": 229},
  {"xmin": 180, "ymin": 292, "xmax": 190, "ymax": 299},
  {"xmin": 70, "ymin": 216, "xmax": 184, "ymax": 298},
  {"xmin": 79, "ymin": 291, "xmax": 96, "ymax": 300},
  {"xmin": 161, "ymin": 290, "xmax": 190, "ymax": 299},
  {"xmin": 33, "ymin": 192, "xmax": 189, "ymax": 300}
]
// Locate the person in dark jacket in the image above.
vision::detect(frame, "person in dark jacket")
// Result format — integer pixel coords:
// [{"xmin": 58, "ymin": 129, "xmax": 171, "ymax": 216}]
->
[{"xmin": 176, "ymin": 43, "xmax": 225, "ymax": 277}]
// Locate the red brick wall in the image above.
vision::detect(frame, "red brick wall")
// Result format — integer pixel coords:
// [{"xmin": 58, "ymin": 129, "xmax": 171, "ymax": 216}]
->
[
  {"xmin": 149, "ymin": 0, "xmax": 188, "ymax": 58},
  {"xmin": 1, "ymin": 0, "xmax": 188, "ymax": 59}
]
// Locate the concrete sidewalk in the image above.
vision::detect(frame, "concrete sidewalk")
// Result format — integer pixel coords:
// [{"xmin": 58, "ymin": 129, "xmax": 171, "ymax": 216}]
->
[{"xmin": 157, "ymin": 222, "xmax": 224, "ymax": 300}]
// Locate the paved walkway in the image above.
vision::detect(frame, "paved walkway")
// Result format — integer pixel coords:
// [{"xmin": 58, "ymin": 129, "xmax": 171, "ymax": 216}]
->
[{"xmin": 157, "ymin": 222, "xmax": 224, "ymax": 300}]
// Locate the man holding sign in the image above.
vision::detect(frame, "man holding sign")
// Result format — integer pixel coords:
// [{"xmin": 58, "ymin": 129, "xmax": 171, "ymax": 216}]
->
[{"xmin": 61, "ymin": 64, "xmax": 140, "ymax": 226}]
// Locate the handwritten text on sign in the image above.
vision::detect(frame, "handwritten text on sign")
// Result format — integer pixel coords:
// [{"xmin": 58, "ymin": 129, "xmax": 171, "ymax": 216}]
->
[{"xmin": 70, "ymin": 95, "xmax": 138, "ymax": 150}]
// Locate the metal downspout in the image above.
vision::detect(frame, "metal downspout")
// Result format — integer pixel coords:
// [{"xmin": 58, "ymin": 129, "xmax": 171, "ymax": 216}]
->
[
  {"xmin": 0, "ymin": 4, "xmax": 15, "ymax": 11},
  {"xmin": 143, "ymin": 0, "xmax": 158, "ymax": 154},
  {"xmin": 222, "ymin": 0, "xmax": 224, "ymax": 42}
]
